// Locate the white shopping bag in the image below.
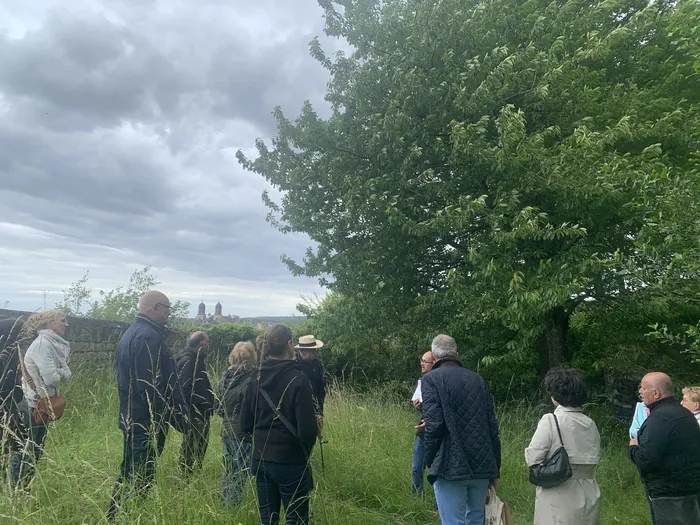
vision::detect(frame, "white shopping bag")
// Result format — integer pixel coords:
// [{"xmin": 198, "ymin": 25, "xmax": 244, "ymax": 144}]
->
[{"xmin": 485, "ymin": 486, "xmax": 505, "ymax": 525}]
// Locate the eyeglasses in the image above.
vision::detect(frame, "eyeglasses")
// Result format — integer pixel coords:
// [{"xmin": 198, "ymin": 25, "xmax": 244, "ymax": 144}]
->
[
  {"xmin": 156, "ymin": 303, "xmax": 172, "ymax": 310},
  {"xmin": 421, "ymin": 359, "xmax": 434, "ymax": 365}
]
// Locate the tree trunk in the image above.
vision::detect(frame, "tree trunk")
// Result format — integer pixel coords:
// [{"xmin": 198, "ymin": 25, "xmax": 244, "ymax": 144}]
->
[{"xmin": 538, "ymin": 306, "xmax": 571, "ymax": 377}]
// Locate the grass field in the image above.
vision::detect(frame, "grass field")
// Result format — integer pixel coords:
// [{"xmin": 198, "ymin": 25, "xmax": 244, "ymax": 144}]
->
[{"xmin": 0, "ymin": 370, "xmax": 651, "ymax": 524}]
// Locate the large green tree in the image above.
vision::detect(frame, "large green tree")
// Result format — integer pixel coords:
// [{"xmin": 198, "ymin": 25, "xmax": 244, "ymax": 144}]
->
[{"xmin": 239, "ymin": 0, "xmax": 700, "ymax": 376}]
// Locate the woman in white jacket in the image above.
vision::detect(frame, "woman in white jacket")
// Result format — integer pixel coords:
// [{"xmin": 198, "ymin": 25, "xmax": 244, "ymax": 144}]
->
[
  {"xmin": 11, "ymin": 310, "xmax": 71, "ymax": 487},
  {"xmin": 525, "ymin": 368, "xmax": 601, "ymax": 525}
]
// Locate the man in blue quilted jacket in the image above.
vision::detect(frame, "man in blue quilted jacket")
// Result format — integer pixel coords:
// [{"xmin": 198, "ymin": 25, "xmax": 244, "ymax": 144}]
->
[
  {"xmin": 108, "ymin": 291, "xmax": 189, "ymax": 520},
  {"xmin": 422, "ymin": 334, "xmax": 501, "ymax": 525}
]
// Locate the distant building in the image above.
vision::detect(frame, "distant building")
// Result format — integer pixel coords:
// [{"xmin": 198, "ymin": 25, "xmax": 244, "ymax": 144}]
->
[
  {"xmin": 190, "ymin": 301, "xmax": 240, "ymax": 327},
  {"xmin": 196, "ymin": 300, "xmax": 206, "ymax": 322}
]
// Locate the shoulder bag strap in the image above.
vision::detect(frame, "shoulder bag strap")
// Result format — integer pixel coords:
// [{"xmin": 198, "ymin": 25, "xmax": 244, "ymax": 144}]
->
[
  {"xmin": 18, "ymin": 339, "xmax": 52, "ymax": 403},
  {"xmin": 552, "ymin": 413, "xmax": 566, "ymax": 449},
  {"xmin": 17, "ymin": 344, "xmax": 35, "ymax": 391},
  {"xmin": 259, "ymin": 387, "xmax": 310, "ymax": 462}
]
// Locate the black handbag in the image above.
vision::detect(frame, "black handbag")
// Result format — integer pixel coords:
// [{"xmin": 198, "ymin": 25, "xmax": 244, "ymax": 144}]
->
[{"xmin": 528, "ymin": 413, "xmax": 572, "ymax": 488}]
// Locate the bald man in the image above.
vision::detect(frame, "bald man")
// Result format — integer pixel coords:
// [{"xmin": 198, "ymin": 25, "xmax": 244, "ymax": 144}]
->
[
  {"xmin": 411, "ymin": 350, "xmax": 435, "ymax": 496},
  {"xmin": 108, "ymin": 291, "xmax": 188, "ymax": 520},
  {"xmin": 176, "ymin": 331, "xmax": 214, "ymax": 475},
  {"xmin": 629, "ymin": 372, "xmax": 700, "ymax": 524}
]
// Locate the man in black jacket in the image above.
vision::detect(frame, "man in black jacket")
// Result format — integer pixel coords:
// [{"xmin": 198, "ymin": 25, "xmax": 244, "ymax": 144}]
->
[
  {"xmin": 108, "ymin": 291, "xmax": 188, "ymax": 520},
  {"xmin": 295, "ymin": 335, "xmax": 326, "ymax": 439},
  {"xmin": 422, "ymin": 334, "xmax": 501, "ymax": 525},
  {"xmin": 176, "ymin": 331, "xmax": 214, "ymax": 475},
  {"xmin": 0, "ymin": 318, "xmax": 25, "ymax": 482},
  {"xmin": 629, "ymin": 372, "xmax": 700, "ymax": 524}
]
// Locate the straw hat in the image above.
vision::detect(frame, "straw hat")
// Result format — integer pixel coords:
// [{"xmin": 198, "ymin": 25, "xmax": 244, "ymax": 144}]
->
[{"xmin": 294, "ymin": 334, "xmax": 324, "ymax": 350}]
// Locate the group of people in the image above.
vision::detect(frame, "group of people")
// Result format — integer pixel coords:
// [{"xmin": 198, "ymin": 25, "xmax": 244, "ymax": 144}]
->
[
  {"xmin": 107, "ymin": 291, "xmax": 326, "ymax": 524},
  {"xmin": 410, "ymin": 336, "xmax": 700, "ymax": 525},
  {"xmin": 0, "ymin": 291, "xmax": 326, "ymax": 525},
  {"xmin": 3, "ymin": 292, "xmax": 700, "ymax": 525}
]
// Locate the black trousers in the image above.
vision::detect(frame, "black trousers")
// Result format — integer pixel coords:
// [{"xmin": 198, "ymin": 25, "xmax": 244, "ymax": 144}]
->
[
  {"xmin": 0, "ymin": 399, "xmax": 24, "ymax": 482},
  {"xmin": 252, "ymin": 459, "xmax": 313, "ymax": 525},
  {"xmin": 179, "ymin": 417, "xmax": 210, "ymax": 475},
  {"xmin": 107, "ymin": 426, "xmax": 167, "ymax": 520}
]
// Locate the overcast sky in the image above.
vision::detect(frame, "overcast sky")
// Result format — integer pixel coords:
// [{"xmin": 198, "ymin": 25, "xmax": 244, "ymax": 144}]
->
[{"xmin": 0, "ymin": 0, "xmax": 339, "ymax": 317}]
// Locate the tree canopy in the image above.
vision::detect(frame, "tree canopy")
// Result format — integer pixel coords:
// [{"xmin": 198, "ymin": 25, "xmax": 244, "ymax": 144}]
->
[{"xmin": 239, "ymin": 0, "xmax": 700, "ymax": 387}]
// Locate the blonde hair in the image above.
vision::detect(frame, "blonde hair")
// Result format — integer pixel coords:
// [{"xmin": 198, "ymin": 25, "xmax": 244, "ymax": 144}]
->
[
  {"xmin": 228, "ymin": 341, "xmax": 257, "ymax": 370},
  {"xmin": 683, "ymin": 386, "xmax": 700, "ymax": 404},
  {"xmin": 24, "ymin": 310, "xmax": 65, "ymax": 335}
]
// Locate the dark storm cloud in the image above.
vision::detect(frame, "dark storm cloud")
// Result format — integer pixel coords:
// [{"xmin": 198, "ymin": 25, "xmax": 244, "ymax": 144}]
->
[
  {"xmin": 0, "ymin": 14, "xmax": 192, "ymax": 132},
  {"xmin": 0, "ymin": 122, "xmax": 179, "ymax": 214},
  {"xmin": 0, "ymin": 0, "xmax": 339, "ymax": 314}
]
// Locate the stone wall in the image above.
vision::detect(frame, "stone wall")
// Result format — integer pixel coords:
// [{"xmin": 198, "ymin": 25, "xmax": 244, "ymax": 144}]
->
[{"xmin": 0, "ymin": 308, "xmax": 187, "ymax": 368}]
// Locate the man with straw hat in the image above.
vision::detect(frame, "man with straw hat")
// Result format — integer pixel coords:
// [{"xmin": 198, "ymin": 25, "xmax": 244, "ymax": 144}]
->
[{"xmin": 295, "ymin": 335, "xmax": 326, "ymax": 441}]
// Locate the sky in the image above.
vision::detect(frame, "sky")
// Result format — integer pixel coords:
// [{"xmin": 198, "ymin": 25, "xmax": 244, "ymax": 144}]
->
[{"xmin": 0, "ymin": 0, "xmax": 340, "ymax": 317}]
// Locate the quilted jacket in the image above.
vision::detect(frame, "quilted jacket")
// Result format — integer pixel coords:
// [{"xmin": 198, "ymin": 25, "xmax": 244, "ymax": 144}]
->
[{"xmin": 422, "ymin": 358, "xmax": 501, "ymax": 483}]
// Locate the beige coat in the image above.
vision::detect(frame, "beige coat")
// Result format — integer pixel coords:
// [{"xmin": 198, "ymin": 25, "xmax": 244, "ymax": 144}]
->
[{"xmin": 525, "ymin": 406, "xmax": 601, "ymax": 525}]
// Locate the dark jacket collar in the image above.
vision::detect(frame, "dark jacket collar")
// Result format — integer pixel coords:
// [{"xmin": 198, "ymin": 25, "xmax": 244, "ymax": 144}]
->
[
  {"xmin": 182, "ymin": 345, "xmax": 207, "ymax": 363},
  {"xmin": 648, "ymin": 396, "xmax": 678, "ymax": 412},
  {"xmin": 134, "ymin": 313, "xmax": 168, "ymax": 336},
  {"xmin": 431, "ymin": 356, "xmax": 462, "ymax": 370}
]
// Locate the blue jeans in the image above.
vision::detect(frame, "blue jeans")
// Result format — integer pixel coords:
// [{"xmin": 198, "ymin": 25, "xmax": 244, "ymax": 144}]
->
[
  {"xmin": 433, "ymin": 478, "xmax": 489, "ymax": 525},
  {"xmin": 10, "ymin": 402, "xmax": 48, "ymax": 488},
  {"xmin": 222, "ymin": 435, "xmax": 251, "ymax": 505},
  {"xmin": 411, "ymin": 436, "xmax": 426, "ymax": 495},
  {"xmin": 251, "ymin": 459, "xmax": 313, "ymax": 525}
]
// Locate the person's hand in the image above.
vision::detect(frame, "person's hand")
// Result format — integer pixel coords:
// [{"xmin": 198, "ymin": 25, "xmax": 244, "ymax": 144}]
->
[
  {"xmin": 629, "ymin": 438, "xmax": 639, "ymax": 447},
  {"xmin": 414, "ymin": 420, "xmax": 425, "ymax": 430},
  {"xmin": 489, "ymin": 479, "xmax": 498, "ymax": 491},
  {"xmin": 412, "ymin": 399, "xmax": 422, "ymax": 410}
]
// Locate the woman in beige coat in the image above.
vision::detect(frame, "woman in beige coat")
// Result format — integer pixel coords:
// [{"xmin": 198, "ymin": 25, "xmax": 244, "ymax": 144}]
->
[{"xmin": 525, "ymin": 368, "xmax": 601, "ymax": 525}]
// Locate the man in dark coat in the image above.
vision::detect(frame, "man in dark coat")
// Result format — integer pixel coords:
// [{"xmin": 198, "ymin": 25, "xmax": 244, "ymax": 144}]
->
[
  {"xmin": 108, "ymin": 291, "xmax": 188, "ymax": 520},
  {"xmin": 294, "ymin": 335, "xmax": 326, "ymax": 439},
  {"xmin": 176, "ymin": 331, "xmax": 214, "ymax": 475},
  {"xmin": 421, "ymin": 334, "xmax": 501, "ymax": 525},
  {"xmin": 0, "ymin": 318, "xmax": 25, "ymax": 481},
  {"xmin": 411, "ymin": 350, "xmax": 435, "ymax": 496},
  {"xmin": 629, "ymin": 372, "xmax": 700, "ymax": 524}
]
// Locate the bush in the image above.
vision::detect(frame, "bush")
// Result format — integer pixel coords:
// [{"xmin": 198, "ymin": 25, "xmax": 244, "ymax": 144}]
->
[{"xmin": 206, "ymin": 323, "xmax": 263, "ymax": 361}]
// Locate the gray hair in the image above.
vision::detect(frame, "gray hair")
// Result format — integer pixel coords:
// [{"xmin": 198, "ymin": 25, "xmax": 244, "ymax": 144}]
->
[{"xmin": 431, "ymin": 334, "xmax": 458, "ymax": 359}]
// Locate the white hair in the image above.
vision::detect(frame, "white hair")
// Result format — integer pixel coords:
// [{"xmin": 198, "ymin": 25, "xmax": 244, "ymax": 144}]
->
[{"xmin": 431, "ymin": 334, "xmax": 458, "ymax": 359}]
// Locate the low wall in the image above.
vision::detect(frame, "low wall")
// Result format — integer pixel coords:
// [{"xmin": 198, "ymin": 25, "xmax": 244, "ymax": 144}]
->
[{"xmin": 0, "ymin": 308, "xmax": 187, "ymax": 368}]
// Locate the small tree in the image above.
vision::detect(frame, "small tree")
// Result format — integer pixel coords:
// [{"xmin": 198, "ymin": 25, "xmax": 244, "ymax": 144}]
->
[
  {"xmin": 56, "ymin": 272, "xmax": 91, "ymax": 316},
  {"xmin": 57, "ymin": 267, "xmax": 190, "ymax": 323},
  {"xmin": 88, "ymin": 267, "xmax": 189, "ymax": 322}
]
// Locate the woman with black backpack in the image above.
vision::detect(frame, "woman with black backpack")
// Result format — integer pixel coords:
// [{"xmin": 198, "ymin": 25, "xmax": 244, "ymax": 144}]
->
[
  {"xmin": 218, "ymin": 340, "xmax": 257, "ymax": 505},
  {"xmin": 240, "ymin": 324, "xmax": 318, "ymax": 525}
]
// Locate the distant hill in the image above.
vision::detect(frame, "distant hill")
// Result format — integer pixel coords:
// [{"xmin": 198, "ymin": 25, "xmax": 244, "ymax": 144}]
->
[{"xmin": 240, "ymin": 316, "xmax": 307, "ymax": 325}]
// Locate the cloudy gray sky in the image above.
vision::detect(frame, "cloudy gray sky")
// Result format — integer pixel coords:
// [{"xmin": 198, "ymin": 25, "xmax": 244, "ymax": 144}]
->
[{"xmin": 0, "ymin": 0, "xmax": 338, "ymax": 317}]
